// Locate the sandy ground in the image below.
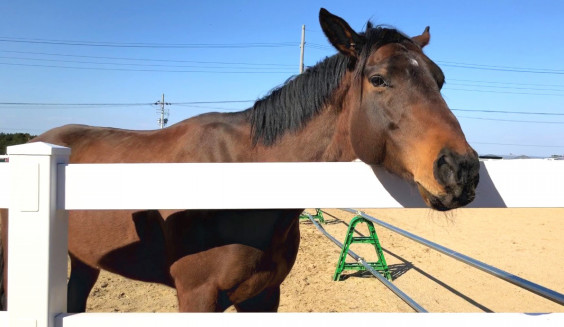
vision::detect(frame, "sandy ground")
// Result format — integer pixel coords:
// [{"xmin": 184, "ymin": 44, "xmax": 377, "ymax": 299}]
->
[{"xmin": 80, "ymin": 208, "xmax": 564, "ymax": 313}]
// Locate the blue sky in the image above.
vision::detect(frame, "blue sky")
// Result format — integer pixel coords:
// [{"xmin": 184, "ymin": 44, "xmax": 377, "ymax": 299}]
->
[{"xmin": 1, "ymin": 0, "xmax": 563, "ymax": 157}]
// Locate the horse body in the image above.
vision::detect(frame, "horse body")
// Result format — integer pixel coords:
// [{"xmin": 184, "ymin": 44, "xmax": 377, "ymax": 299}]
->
[
  {"xmin": 1, "ymin": 8, "xmax": 480, "ymax": 312},
  {"xmin": 10, "ymin": 78, "xmax": 355, "ymax": 312},
  {"xmin": 29, "ymin": 116, "xmax": 319, "ymax": 312}
]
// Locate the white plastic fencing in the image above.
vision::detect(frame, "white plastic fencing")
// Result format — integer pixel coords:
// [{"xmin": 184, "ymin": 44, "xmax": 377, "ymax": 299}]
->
[{"xmin": 0, "ymin": 142, "xmax": 563, "ymax": 327}]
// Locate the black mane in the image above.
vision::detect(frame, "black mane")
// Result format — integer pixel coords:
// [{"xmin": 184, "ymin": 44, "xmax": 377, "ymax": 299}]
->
[
  {"xmin": 249, "ymin": 25, "xmax": 416, "ymax": 146},
  {"xmin": 249, "ymin": 54, "xmax": 350, "ymax": 146}
]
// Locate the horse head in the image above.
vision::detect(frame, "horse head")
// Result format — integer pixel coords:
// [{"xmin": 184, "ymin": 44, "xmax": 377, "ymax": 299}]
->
[{"xmin": 320, "ymin": 8, "xmax": 479, "ymax": 211}]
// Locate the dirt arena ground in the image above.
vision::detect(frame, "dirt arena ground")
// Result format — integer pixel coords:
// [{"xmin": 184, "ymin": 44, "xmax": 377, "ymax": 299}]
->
[{"xmin": 80, "ymin": 208, "xmax": 563, "ymax": 313}]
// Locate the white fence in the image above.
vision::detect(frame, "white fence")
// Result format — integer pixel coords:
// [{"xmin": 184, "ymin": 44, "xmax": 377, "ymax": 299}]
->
[{"xmin": 0, "ymin": 142, "xmax": 563, "ymax": 327}]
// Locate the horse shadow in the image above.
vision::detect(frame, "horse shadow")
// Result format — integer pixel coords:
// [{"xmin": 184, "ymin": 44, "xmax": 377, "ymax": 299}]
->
[
  {"xmin": 370, "ymin": 162, "xmax": 507, "ymax": 208},
  {"xmin": 97, "ymin": 209, "xmax": 301, "ymax": 284}
]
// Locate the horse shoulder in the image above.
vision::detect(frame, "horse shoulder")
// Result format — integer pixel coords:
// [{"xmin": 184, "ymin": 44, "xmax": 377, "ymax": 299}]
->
[{"xmin": 175, "ymin": 113, "xmax": 253, "ymax": 162}]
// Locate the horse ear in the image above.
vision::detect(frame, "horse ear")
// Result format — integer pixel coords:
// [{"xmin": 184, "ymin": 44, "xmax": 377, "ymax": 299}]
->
[
  {"xmin": 412, "ymin": 26, "xmax": 431, "ymax": 48},
  {"xmin": 319, "ymin": 8, "xmax": 363, "ymax": 58}
]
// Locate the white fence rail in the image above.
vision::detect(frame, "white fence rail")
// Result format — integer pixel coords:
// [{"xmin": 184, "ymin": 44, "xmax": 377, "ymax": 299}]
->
[
  {"xmin": 0, "ymin": 142, "xmax": 563, "ymax": 327},
  {"xmin": 2, "ymin": 146, "xmax": 564, "ymax": 211}
]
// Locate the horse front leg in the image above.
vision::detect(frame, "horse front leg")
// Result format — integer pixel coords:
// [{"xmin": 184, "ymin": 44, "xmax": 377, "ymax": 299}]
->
[
  {"xmin": 175, "ymin": 283, "xmax": 232, "ymax": 312},
  {"xmin": 234, "ymin": 286, "xmax": 281, "ymax": 312},
  {"xmin": 171, "ymin": 256, "xmax": 232, "ymax": 312}
]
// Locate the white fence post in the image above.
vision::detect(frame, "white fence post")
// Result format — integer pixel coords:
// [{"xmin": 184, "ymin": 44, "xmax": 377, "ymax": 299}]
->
[{"xmin": 7, "ymin": 142, "xmax": 70, "ymax": 327}]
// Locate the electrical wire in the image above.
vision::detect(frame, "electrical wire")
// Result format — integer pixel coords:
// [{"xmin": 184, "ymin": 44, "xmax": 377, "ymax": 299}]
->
[
  {"xmin": 448, "ymin": 78, "xmax": 564, "ymax": 89},
  {"xmin": 0, "ymin": 50, "xmax": 296, "ymax": 67},
  {"xmin": 173, "ymin": 100, "xmax": 254, "ymax": 105},
  {"xmin": 0, "ymin": 100, "xmax": 254, "ymax": 106},
  {"xmin": 0, "ymin": 36, "xmax": 298, "ymax": 49},
  {"xmin": 0, "ymin": 62, "xmax": 295, "ymax": 74},
  {"xmin": 3, "ymin": 36, "xmax": 563, "ymax": 74},
  {"xmin": 451, "ymin": 108, "xmax": 564, "ymax": 116},
  {"xmin": 437, "ymin": 60, "xmax": 564, "ymax": 75},
  {"xmin": 0, "ymin": 55, "xmax": 297, "ymax": 71},
  {"xmin": 470, "ymin": 141, "xmax": 564, "ymax": 148},
  {"xmin": 456, "ymin": 115, "xmax": 564, "ymax": 124},
  {"xmin": 447, "ymin": 82, "xmax": 564, "ymax": 93},
  {"xmin": 0, "ymin": 102, "xmax": 152, "ymax": 106},
  {"xmin": 444, "ymin": 87, "xmax": 564, "ymax": 97}
]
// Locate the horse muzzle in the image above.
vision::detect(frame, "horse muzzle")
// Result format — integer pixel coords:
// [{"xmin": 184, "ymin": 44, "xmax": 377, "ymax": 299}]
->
[{"xmin": 418, "ymin": 148, "xmax": 480, "ymax": 211}]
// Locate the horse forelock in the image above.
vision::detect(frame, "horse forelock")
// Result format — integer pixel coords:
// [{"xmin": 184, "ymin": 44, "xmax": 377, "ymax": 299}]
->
[
  {"xmin": 356, "ymin": 25, "xmax": 445, "ymax": 88},
  {"xmin": 354, "ymin": 25, "xmax": 412, "ymax": 77},
  {"xmin": 362, "ymin": 24, "xmax": 413, "ymax": 50}
]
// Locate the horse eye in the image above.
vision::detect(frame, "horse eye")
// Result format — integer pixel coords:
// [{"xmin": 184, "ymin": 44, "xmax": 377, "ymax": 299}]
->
[{"xmin": 370, "ymin": 75, "xmax": 389, "ymax": 88}]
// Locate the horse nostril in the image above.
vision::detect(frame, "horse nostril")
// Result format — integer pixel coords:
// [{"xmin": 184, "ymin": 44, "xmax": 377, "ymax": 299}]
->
[
  {"xmin": 431, "ymin": 148, "xmax": 480, "ymax": 210},
  {"xmin": 434, "ymin": 148, "xmax": 480, "ymax": 188},
  {"xmin": 435, "ymin": 153, "xmax": 456, "ymax": 186}
]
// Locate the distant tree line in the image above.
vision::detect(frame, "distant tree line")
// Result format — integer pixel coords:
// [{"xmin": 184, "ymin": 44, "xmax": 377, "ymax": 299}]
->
[{"xmin": 0, "ymin": 133, "xmax": 36, "ymax": 155}]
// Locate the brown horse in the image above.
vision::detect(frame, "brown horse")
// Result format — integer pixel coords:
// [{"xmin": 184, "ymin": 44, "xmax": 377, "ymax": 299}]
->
[{"xmin": 1, "ymin": 8, "xmax": 479, "ymax": 312}]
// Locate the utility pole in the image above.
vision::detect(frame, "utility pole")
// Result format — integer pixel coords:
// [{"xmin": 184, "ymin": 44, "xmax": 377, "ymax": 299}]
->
[
  {"xmin": 154, "ymin": 93, "xmax": 170, "ymax": 129},
  {"xmin": 299, "ymin": 25, "xmax": 305, "ymax": 73}
]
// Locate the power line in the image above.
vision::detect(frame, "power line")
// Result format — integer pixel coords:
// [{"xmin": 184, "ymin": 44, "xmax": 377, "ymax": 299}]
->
[
  {"xmin": 448, "ymin": 78, "xmax": 564, "ymax": 89},
  {"xmin": 0, "ymin": 50, "xmax": 296, "ymax": 67},
  {"xmin": 0, "ymin": 36, "xmax": 298, "ymax": 49},
  {"xmin": 306, "ymin": 43, "xmax": 333, "ymax": 51},
  {"xmin": 0, "ymin": 102, "xmax": 151, "ymax": 106},
  {"xmin": 0, "ymin": 55, "xmax": 296, "ymax": 71},
  {"xmin": 6, "ymin": 59, "xmax": 563, "ymax": 87},
  {"xmin": 456, "ymin": 115, "xmax": 564, "ymax": 124},
  {"xmin": 447, "ymin": 82, "xmax": 564, "ymax": 93},
  {"xmin": 174, "ymin": 100, "xmax": 254, "ymax": 105},
  {"xmin": 444, "ymin": 87, "xmax": 564, "ymax": 97},
  {"xmin": 451, "ymin": 108, "xmax": 564, "ymax": 116},
  {"xmin": 4, "ymin": 36, "xmax": 564, "ymax": 74},
  {"xmin": 0, "ymin": 100, "xmax": 254, "ymax": 106},
  {"xmin": 437, "ymin": 60, "xmax": 564, "ymax": 75},
  {"xmin": 470, "ymin": 141, "xmax": 564, "ymax": 148},
  {"xmin": 173, "ymin": 104, "xmax": 245, "ymax": 111},
  {"xmin": 0, "ymin": 62, "xmax": 295, "ymax": 74}
]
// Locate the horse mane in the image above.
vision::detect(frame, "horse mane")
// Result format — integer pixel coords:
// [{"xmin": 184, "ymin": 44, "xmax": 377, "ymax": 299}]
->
[
  {"xmin": 248, "ymin": 24, "xmax": 417, "ymax": 146},
  {"xmin": 248, "ymin": 54, "xmax": 350, "ymax": 146}
]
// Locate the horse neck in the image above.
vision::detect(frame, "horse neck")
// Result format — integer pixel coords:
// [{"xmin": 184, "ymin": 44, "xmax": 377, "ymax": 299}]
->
[{"xmin": 255, "ymin": 97, "xmax": 357, "ymax": 163}]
